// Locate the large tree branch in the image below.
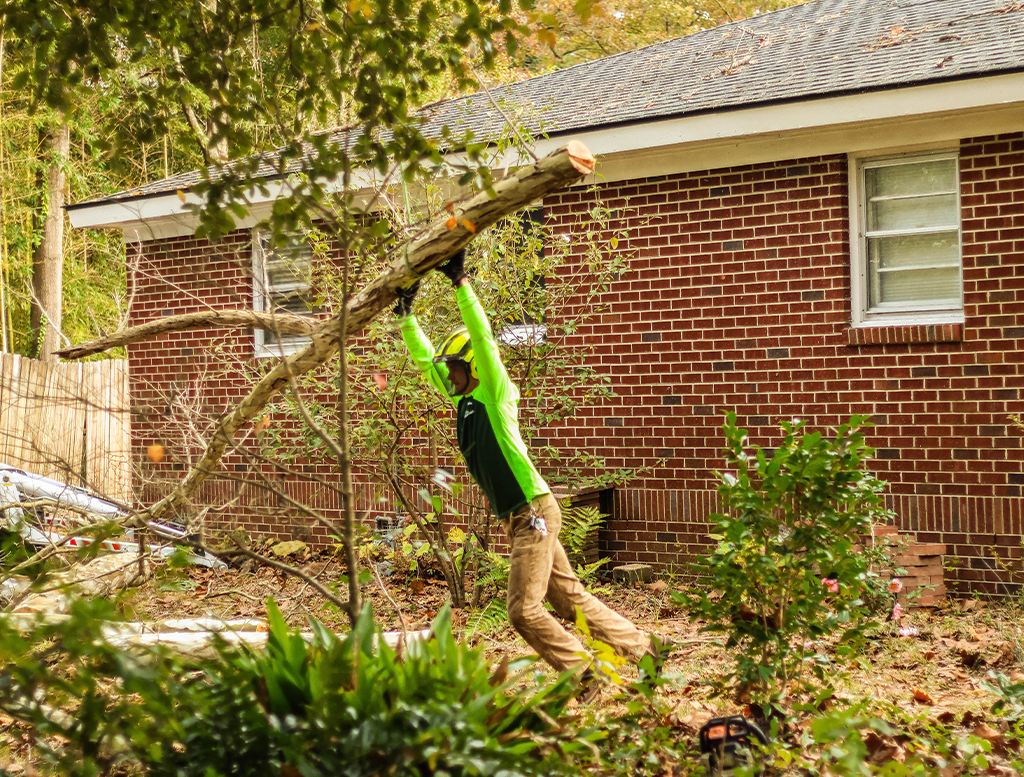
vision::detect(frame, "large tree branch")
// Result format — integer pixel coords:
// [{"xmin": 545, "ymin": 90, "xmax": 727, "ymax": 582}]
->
[
  {"xmin": 84, "ymin": 142, "xmax": 595, "ymax": 525},
  {"xmin": 56, "ymin": 310, "xmax": 317, "ymax": 359}
]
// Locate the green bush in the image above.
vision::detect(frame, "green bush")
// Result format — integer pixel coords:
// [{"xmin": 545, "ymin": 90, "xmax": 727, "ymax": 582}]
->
[
  {"xmin": 678, "ymin": 413, "xmax": 892, "ymax": 715},
  {"xmin": 766, "ymin": 702, "xmax": 995, "ymax": 776},
  {"xmin": 0, "ymin": 600, "xmax": 601, "ymax": 776}
]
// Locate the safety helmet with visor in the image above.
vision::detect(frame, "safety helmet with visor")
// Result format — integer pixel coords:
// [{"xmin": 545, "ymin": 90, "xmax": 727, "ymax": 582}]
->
[{"xmin": 433, "ymin": 327, "xmax": 477, "ymax": 396}]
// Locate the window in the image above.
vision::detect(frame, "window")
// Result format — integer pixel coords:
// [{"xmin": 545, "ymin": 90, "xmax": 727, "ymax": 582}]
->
[
  {"xmin": 252, "ymin": 231, "xmax": 316, "ymax": 356},
  {"xmin": 851, "ymin": 150, "xmax": 963, "ymax": 325}
]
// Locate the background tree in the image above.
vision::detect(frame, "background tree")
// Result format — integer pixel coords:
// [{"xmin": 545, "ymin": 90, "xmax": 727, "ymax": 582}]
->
[
  {"xmin": 0, "ymin": 0, "xmax": 803, "ymax": 360},
  {"xmin": 505, "ymin": 0, "xmax": 804, "ymax": 75}
]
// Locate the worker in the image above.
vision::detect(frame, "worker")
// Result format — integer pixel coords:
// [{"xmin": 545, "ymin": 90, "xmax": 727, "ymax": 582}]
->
[{"xmin": 395, "ymin": 248, "xmax": 671, "ymax": 686}]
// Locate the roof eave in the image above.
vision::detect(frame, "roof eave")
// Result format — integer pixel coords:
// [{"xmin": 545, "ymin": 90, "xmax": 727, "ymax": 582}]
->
[{"xmin": 68, "ymin": 69, "xmax": 1024, "ymax": 239}]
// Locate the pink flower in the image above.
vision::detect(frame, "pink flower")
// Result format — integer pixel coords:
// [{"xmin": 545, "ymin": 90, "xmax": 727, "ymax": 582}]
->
[
  {"xmin": 892, "ymin": 603, "xmax": 904, "ymax": 621},
  {"xmin": 898, "ymin": 625, "xmax": 919, "ymax": 638},
  {"xmin": 822, "ymin": 578, "xmax": 839, "ymax": 593},
  {"xmin": 888, "ymin": 578, "xmax": 903, "ymax": 593}
]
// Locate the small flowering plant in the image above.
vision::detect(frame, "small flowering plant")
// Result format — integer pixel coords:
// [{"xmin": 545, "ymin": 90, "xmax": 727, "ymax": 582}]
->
[{"xmin": 681, "ymin": 413, "xmax": 893, "ymax": 717}]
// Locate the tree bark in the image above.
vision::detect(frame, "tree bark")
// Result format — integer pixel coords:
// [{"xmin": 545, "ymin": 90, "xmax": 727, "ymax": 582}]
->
[
  {"xmin": 30, "ymin": 121, "xmax": 70, "ymax": 362},
  {"xmin": 61, "ymin": 142, "xmax": 596, "ymax": 525},
  {"xmin": 56, "ymin": 309, "xmax": 317, "ymax": 359}
]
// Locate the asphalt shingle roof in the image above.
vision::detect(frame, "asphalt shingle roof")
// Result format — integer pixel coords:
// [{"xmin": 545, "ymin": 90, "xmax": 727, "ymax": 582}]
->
[{"xmin": 73, "ymin": 0, "xmax": 1024, "ymax": 207}]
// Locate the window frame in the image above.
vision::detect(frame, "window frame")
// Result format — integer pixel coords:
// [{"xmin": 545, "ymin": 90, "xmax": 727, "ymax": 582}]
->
[
  {"xmin": 848, "ymin": 147, "xmax": 964, "ymax": 328},
  {"xmin": 252, "ymin": 229, "xmax": 315, "ymax": 358}
]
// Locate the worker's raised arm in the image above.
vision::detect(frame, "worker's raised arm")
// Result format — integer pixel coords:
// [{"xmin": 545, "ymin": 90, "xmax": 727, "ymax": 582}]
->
[
  {"xmin": 434, "ymin": 250, "xmax": 516, "ymax": 403},
  {"xmin": 454, "ymin": 280, "xmax": 515, "ymax": 403},
  {"xmin": 395, "ymin": 283, "xmax": 456, "ymax": 403}
]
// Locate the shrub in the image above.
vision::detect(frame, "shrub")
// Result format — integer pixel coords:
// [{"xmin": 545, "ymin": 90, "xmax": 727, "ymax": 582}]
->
[{"xmin": 679, "ymin": 413, "xmax": 892, "ymax": 716}]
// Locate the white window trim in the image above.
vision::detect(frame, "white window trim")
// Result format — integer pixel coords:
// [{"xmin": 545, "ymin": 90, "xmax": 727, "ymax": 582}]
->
[
  {"xmin": 252, "ymin": 229, "xmax": 313, "ymax": 358},
  {"xmin": 848, "ymin": 146, "xmax": 965, "ymax": 328}
]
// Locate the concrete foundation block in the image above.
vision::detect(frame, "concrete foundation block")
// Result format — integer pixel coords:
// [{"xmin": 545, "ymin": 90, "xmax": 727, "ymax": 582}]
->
[{"xmin": 612, "ymin": 563, "xmax": 654, "ymax": 585}]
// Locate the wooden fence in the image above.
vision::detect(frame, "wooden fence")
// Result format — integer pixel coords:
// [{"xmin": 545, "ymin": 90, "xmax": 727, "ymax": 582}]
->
[{"xmin": 0, "ymin": 354, "xmax": 131, "ymax": 502}]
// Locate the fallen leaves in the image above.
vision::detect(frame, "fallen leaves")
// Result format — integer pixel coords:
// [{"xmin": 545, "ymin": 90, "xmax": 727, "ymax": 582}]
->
[
  {"xmin": 865, "ymin": 26, "xmax": 914, "ymax": 50},
  {"xmin": 863, "ymin": 730, "xmax": 905, "ymax": 765},
  {"xmin": 912, "ymin": 688, "xmax": 936, "ymax": 705},
  {"xmin": 940, "ymin": 631, "xmax": 1017, "ymax": 669}
]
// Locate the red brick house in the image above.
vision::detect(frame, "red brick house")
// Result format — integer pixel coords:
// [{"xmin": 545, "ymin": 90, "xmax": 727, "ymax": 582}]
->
[{"xmin": 68, "ymin": 0, "xmax": 1024, "ymax": 595}]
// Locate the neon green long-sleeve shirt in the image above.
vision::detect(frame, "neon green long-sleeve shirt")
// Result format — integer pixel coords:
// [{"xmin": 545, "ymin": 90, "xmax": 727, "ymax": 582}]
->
[{"xmin": 400, "ymin": 283, "xmax": 550, "ymax": 519}]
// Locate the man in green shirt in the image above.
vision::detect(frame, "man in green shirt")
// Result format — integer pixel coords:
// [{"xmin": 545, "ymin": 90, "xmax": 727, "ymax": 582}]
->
[{"xmin": 396, "ymin": 249, "xmax": 661, "ymax": 678}]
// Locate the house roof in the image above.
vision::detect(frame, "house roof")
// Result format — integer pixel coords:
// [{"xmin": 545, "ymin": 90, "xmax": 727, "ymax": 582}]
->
[{"xmin": 69, "ymin": 0, "xmax": 1024, "ymax": 209}]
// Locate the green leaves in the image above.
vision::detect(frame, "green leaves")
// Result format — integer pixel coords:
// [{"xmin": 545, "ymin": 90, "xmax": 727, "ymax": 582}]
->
[
  {"xmin": 681, "ymin": 413, "xmax": 892, "ymax": 714},
  {"xmin": 0, "ymin": 600, "xmax": 595, "ymax": 775}
]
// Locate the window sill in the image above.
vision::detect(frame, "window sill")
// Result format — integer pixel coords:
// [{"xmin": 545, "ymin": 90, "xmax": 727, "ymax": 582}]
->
[{"xmin": 846, "ymin": 323, "xmax": 963, "ymax": 347}]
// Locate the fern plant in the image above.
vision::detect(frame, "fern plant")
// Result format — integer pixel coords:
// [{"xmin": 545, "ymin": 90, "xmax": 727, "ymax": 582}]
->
[
  {"xmin": 478, "ymin": 550, "xmax": 511, "ymax": 591},
  {"xmin": 559, "ymin": 502, "xmax": 611, "ymax": 585},
  {"xmin": 466, "ymin": 598, "xmax": 510, "ymax": 637}
]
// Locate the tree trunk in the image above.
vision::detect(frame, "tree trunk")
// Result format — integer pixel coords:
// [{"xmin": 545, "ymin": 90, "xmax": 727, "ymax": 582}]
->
[{"xmin": 30, "ymin": 121, "xmax": 70, "ymax": 362}]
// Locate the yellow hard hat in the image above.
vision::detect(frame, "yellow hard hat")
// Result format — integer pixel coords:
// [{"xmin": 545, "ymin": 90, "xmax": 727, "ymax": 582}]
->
[{"xmin": 433, "ymin": 327, "xmax": 478, "ymax": 389}]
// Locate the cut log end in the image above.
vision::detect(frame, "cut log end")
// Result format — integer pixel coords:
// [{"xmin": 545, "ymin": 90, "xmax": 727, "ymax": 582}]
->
[{"xmin": 566, "ymin": 140, "xmax": 596, "ymax": 175}]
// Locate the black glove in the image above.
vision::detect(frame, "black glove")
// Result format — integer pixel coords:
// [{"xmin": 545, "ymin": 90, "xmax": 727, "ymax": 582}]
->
[
  {"xmin": 437, "ymin": 249, "xmax": 467, "ymax": 287},
  {"xmin": 394, "ymin": 282, "xmax": 420, "ymax": 317}
]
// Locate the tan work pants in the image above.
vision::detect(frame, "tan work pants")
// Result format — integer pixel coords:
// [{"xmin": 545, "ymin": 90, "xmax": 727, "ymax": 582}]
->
[{"xmin": 502, "ymin": 492, "xmax": 651, "ymax": 671}]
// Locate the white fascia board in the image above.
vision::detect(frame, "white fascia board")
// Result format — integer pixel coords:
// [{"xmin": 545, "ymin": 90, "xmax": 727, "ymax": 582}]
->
[
  {"xmin": 67, "ymin": 171, "xmax": 377, "ymax": 242},
  {"xmin": 535, "ymin": 72, "xmax": 1024, "ymax": 184}
]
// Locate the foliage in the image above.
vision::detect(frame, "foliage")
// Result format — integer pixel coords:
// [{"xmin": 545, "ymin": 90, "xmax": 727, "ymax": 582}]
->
[
  {"xmin": 0, "ymin": 93, "xmax": 131, "ymax": 355},
  {"xmin": 591, "ymin": 665, "xmax": 693, "ymax": 777},
  {"xmin": 478, "ymin": 549, "xmax": 513, "ymax": 591},
  {"xmin": 983, "ymin": 670, "xmax": 1024, "ymax": 722},
  {"xmin": 0, "ymin": 0, "xmax": 810, "ymax": 358},
  {"xmin": 678, "ymin": 413, "xmax": 893, "ymax": 715},
  {"xmin": 559, "ymin": 501, "xmax": 610, "ymax": 585},
  {"xmin": 503, "ymin": 0, "xmax": 805, "ymax": 76},
  {"xmin": 466, "ymin": 597, "xmax": 510, "ymax": 636},
  {"xmin": 764, "ymin": 702, "xmax": 996, "ymax": 776},
  {"xmin": 0, "ymin": 597, "xmax": 606, "ymax": 776}
]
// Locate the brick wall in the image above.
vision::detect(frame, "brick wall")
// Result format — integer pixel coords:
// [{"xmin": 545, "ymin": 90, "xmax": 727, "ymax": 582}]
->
[
  {"xmin": 127, "ymin": 230, "xmax": 367, "ymax": 543},
  {"xmin": 128, "ymin": 131, "xmax": 1024, "ymax": 596},
  {"xmin": 541, "ymin": 132, "xmax": 1024, "ymax": 595}
]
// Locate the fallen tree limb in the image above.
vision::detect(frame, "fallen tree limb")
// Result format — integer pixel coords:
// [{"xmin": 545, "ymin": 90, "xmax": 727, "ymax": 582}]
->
[
  {"xmin": 97, "ymin": 141, "xmax": 596, "ymax": 525},
  {"xmin": 103, "ymin": 627, "xmax": 432, "ymax": 658},
  {"xmin": 5, "ymin": 552, "xmax": 152, "ymax": 614},
  {"xmin": 56, "ymin": 309, "xmax": 317, "ymax": 360}
]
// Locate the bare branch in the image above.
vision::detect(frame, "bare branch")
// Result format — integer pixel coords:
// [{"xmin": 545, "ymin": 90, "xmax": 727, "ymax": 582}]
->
[{"xmin": 56, "ymin": 309, "xmax": 316, "ymax": 359}]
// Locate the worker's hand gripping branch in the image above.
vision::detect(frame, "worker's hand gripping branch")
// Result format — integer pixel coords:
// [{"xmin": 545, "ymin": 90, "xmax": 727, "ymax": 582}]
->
[
  {"xmin": 437, "ymin": 249, "xmax": 467, "ymax": 287},
  {"xmin": 394, "ymin": 282, "xmax": 420, "ymax": 318}
]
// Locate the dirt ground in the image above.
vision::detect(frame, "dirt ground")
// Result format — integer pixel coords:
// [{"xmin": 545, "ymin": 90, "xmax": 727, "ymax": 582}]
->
[
  {"xmin": 3, "ymin": 542, "xmax": 1023, "ymax": 774},
  {"xmin": 127, "ymin": 545, "xmax": 1022, "ymax": 726}
]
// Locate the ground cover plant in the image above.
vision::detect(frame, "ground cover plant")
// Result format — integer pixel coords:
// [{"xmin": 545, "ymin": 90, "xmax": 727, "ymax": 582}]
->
[{"xmin": 3, "ymin": 562, "xmax": 1024, "ymax": 776}]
